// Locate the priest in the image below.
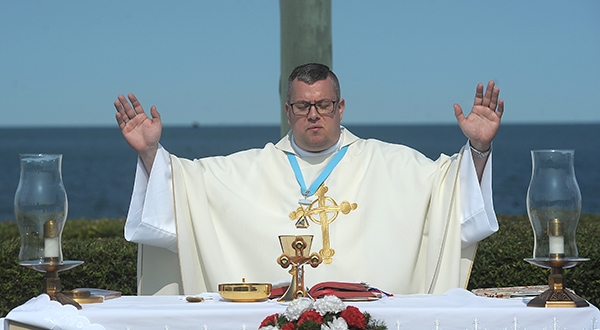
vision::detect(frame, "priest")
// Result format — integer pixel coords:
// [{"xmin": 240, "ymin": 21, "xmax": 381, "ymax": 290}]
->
[{"xmin": 114, "ymin": 63, "xmax": 504, "ymax": 295}]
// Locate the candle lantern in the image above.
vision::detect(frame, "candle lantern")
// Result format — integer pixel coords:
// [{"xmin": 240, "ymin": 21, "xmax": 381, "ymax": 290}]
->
[
  {"xmin": 525, "ymin": 149, "xmax": 589, "ymax": 307},
  {"xmin": 15, "ymin": 154, "xmax": 83, "ymax": 308}
]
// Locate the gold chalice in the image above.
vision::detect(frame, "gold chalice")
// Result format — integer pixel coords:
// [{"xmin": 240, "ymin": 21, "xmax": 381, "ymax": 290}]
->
[{"xmin": 276, "ymin": 235, "xmax": 322, "ymax": 302}]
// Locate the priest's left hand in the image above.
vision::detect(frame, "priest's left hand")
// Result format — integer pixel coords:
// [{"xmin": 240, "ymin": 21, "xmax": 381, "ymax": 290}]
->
[{"xmin": 454, "ymin": 81, "xmax": 504, "ymax": 152}]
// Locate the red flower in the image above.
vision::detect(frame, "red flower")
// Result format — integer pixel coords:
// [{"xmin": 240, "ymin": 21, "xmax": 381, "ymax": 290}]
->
[
  {"xmin": 281, "ymin": 322, "xmax": 295, "ymax": 330},
  {"xmin": 259, "ymin": 313, "xmax": 279, "ymax": 328},
  {"xmin": 297, "ymin": 310, "xmax": 323, "ymax": 326},
  {"xmin": 340, "ymin": 306, "xmax": 366, "ymax": 329}
]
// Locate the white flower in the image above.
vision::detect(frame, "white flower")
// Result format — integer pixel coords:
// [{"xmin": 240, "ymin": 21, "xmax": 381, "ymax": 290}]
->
[
  {"xmin": 258, "ymin": 326, "xmax": 278, "ymax": 330},
  {"xmin": 321, "ymin": 316, "xmax": 349, "ymax": 330},
  {"xmin": 314, "ymin": 295, "xmax": 345, "ymax": 315},
  {"xmin": 284, "ymin": 297, "xmax": 314, "ymax": 321}
]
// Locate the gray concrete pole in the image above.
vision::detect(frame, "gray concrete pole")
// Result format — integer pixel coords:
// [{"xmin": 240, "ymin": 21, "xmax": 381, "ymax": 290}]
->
[{"xmin": 279, "ymin": 0, "xmax": 332, "ymax": 137}]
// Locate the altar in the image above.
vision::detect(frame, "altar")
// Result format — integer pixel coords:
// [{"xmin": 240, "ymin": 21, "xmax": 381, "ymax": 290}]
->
[{"xmin": 3, "ymin": 289, "xmax": 600, "ymax": 330}]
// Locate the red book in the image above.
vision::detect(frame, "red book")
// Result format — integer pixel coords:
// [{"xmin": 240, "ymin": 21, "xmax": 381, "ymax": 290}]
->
[{"xmin": 269, "ymin": 281, "xmax": 385, "ymax": 301}]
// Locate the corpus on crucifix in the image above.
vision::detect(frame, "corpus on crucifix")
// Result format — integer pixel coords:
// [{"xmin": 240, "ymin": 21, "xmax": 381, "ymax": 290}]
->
[{"xmin": 277, "ymin": 235, "xmax": 322, "ymax": 301}]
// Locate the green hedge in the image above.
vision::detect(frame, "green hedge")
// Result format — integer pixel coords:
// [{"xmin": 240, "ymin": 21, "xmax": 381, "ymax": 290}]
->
[
  {"xmin": 1, "ymin": 215, "xmax": 599, "ymax": 317},
  {"xmin": 466, "ymin": 214, "xmax": 600, "ymax": 305},
  {"xmin": 0, "ymin": 219, "xmax": 137, "ymax": 317}
]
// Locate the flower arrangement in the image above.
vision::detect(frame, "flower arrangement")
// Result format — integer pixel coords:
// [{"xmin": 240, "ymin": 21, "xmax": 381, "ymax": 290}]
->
[{"xmin": 258, "ymin": 295, "xmax": 387, "ymax": 330}]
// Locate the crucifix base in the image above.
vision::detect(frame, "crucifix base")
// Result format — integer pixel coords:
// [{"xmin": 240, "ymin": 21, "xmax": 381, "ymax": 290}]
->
[{"xmin": 279, "ymin": 264, "xmax": 311, "ymax": 302}]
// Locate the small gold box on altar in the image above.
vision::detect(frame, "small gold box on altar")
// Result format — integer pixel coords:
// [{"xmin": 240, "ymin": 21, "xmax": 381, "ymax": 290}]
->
[{"xmin": 218, "ymin": 279, "xmax": 272, "ymax": 302}]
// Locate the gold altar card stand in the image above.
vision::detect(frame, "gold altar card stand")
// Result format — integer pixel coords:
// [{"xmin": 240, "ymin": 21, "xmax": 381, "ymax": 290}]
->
[
  {"xmin": 7, "ymin": 320, "xmax": 47, "ymax": 330},
  {"xmin": 277, "ymin": 235, "xmax": 322, "ymax": 302}
]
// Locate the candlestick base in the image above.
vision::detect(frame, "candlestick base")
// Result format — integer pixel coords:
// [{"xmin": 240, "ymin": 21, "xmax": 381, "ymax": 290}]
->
[
  {"xmin": 20, "ymin": 260, "xmax": 85, "ymax": 310},
  {"xmin": 524, "ymin": 258, "xmax": 589, "ymax": 308}
]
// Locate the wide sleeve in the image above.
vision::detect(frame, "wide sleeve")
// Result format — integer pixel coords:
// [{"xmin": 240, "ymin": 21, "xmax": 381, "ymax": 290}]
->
[
  {"xmin": 124, "ymin": 144, "xmax": 178, "ymax": 253},
  {"xmin": 458, "ymin": 141, "xmax": 498, "ymax": 248}
]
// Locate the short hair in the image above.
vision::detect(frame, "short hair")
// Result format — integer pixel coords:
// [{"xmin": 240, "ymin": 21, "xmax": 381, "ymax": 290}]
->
[{"xmin": 287, "ymin": 63, "xmax": 341, "ymax": 102}]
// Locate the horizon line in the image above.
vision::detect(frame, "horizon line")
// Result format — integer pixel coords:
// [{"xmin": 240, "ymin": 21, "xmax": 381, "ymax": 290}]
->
[{"xmin": 1, "ymin": 121, "xmax": 599, "ymax": 129}]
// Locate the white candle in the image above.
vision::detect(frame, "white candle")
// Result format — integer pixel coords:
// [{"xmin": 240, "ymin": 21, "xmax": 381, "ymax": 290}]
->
[
  {"xmin": 549, "ymin": 235, "xmax": 564, "ymax": 254},
  {"xmin": 44, "ymin": 237, "xmax": 60, "ymax": 258}
]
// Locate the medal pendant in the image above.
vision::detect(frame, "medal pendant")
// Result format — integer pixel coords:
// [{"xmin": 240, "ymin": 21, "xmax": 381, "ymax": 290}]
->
[
  {"xmin": 295, "ymin": 216, "xmax": 309, "ymax": 229},
  {"xmin": 298, "ymin": 198, "xmax": 312, "ymax": 205}
]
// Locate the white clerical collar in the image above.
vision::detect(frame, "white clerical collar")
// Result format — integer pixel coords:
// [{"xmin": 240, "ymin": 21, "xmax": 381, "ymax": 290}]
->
[{"xmin": 291, "ymin": 134, "xmax": 342, "ymax": 158}]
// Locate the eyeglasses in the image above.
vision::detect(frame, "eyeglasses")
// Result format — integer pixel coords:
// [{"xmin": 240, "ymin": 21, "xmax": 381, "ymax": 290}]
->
[{"xmin": 289, "ymin": 99, "xmax": 338, "ymax": 116}]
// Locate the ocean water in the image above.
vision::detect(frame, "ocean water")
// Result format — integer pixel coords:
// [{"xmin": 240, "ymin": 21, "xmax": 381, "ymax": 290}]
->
[{"xmin": 0, "ymin": 124, "xmax": 598, "ymax": 222}]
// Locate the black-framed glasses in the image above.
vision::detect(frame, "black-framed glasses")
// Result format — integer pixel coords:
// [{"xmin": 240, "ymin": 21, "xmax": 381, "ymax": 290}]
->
[{"xmin": 289, "ymin": 99, "xmax": 338, "ymax": 116}]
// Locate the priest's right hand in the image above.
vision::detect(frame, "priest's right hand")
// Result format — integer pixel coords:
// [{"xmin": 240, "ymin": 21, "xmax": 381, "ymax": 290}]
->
[{"xmin": 114, "ymin": 93, "xmax": 162, "ymax": 173}]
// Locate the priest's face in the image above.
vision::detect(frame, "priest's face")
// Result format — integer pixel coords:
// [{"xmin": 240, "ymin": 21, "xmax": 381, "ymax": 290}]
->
[{"xmin": 286, "ymin": 77, "xmax": 345, "ymax": 152}]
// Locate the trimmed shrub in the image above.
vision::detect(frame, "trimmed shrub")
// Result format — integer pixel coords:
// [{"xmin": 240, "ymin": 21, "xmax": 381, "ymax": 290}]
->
[
  {"xmin": 0, "ymin": 219, "xmax": 137, "ymax": 317},
  {"xmin": 467, "ymin": 214, "xmax": 600, "ymax": 307},
  {"xmin": 1, "ymin": 215, "xmax": 598, "ymax": 317}
]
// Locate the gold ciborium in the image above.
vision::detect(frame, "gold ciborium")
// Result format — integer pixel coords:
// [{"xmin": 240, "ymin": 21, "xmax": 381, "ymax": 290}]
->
[{"xmin": 277, "ymin": 235, "xmax": 322, "ymax": 302}]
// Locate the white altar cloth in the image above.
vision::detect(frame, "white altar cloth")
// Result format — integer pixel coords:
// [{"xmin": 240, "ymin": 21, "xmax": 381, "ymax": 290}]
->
[{"xmin": 3, "ymin": 289, "xmax": 600, "ymax": 330}]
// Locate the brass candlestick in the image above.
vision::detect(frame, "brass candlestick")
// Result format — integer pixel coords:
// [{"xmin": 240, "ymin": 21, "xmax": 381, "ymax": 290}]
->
[
  {"xmin": 526, "ymin": 150, "xmax": 588, "ymax": 308},
  {"xmin": 524, "ymin": 258, "xmax": 589, "ymax": 307},
  {"xmin": 14, "ymin": 154, "xmax": 91, "ymax": 309},
  {"xmin": 20, "ymin": 260, "xmax": 84, "ymax": 309},
  {"xmin": 277, "ymin": 235, "xmax": 322, "ymax": 302}
]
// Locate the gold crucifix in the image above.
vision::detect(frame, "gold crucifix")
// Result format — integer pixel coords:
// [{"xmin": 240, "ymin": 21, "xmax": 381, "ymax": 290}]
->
[{"xmin": 289, "ymin": 184, "xmax": 358, "ymax": 264}]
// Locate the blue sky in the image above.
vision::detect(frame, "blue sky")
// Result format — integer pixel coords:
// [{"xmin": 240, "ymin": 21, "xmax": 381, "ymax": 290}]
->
[{"xmin": 1, "ymin": 1, "xmax": 598, "ymax": 127}]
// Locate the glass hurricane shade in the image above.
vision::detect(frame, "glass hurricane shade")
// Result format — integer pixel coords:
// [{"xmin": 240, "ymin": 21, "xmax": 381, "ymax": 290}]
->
[
  {"xmin": 14, "ymin": 154, "xmax": 68, "ymax": 264},
  {"xmin": 526, "ymin": 150, "xmax": 581, "ymax": 259}
]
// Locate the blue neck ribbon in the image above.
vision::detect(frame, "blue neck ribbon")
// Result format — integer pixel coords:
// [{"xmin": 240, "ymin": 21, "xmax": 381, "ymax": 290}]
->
[{"xmin": 286, "ymin": 145, "xmax": 349, "ymax": 198}]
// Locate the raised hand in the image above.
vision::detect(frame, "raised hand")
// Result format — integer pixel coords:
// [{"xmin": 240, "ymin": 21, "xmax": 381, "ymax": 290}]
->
[
  {"xmin": 453, "ymin": 81, "xmax": 504, "ymax": 153},
  {"xmin": 114, "ymin": 93, "xmax": 162, "ymax": 172}
]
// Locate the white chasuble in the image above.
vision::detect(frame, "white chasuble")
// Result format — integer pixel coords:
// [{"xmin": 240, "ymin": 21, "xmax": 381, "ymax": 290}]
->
[{"xmin": 166, "ymin": 128, "xmax": 471, "ymax": 295}]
